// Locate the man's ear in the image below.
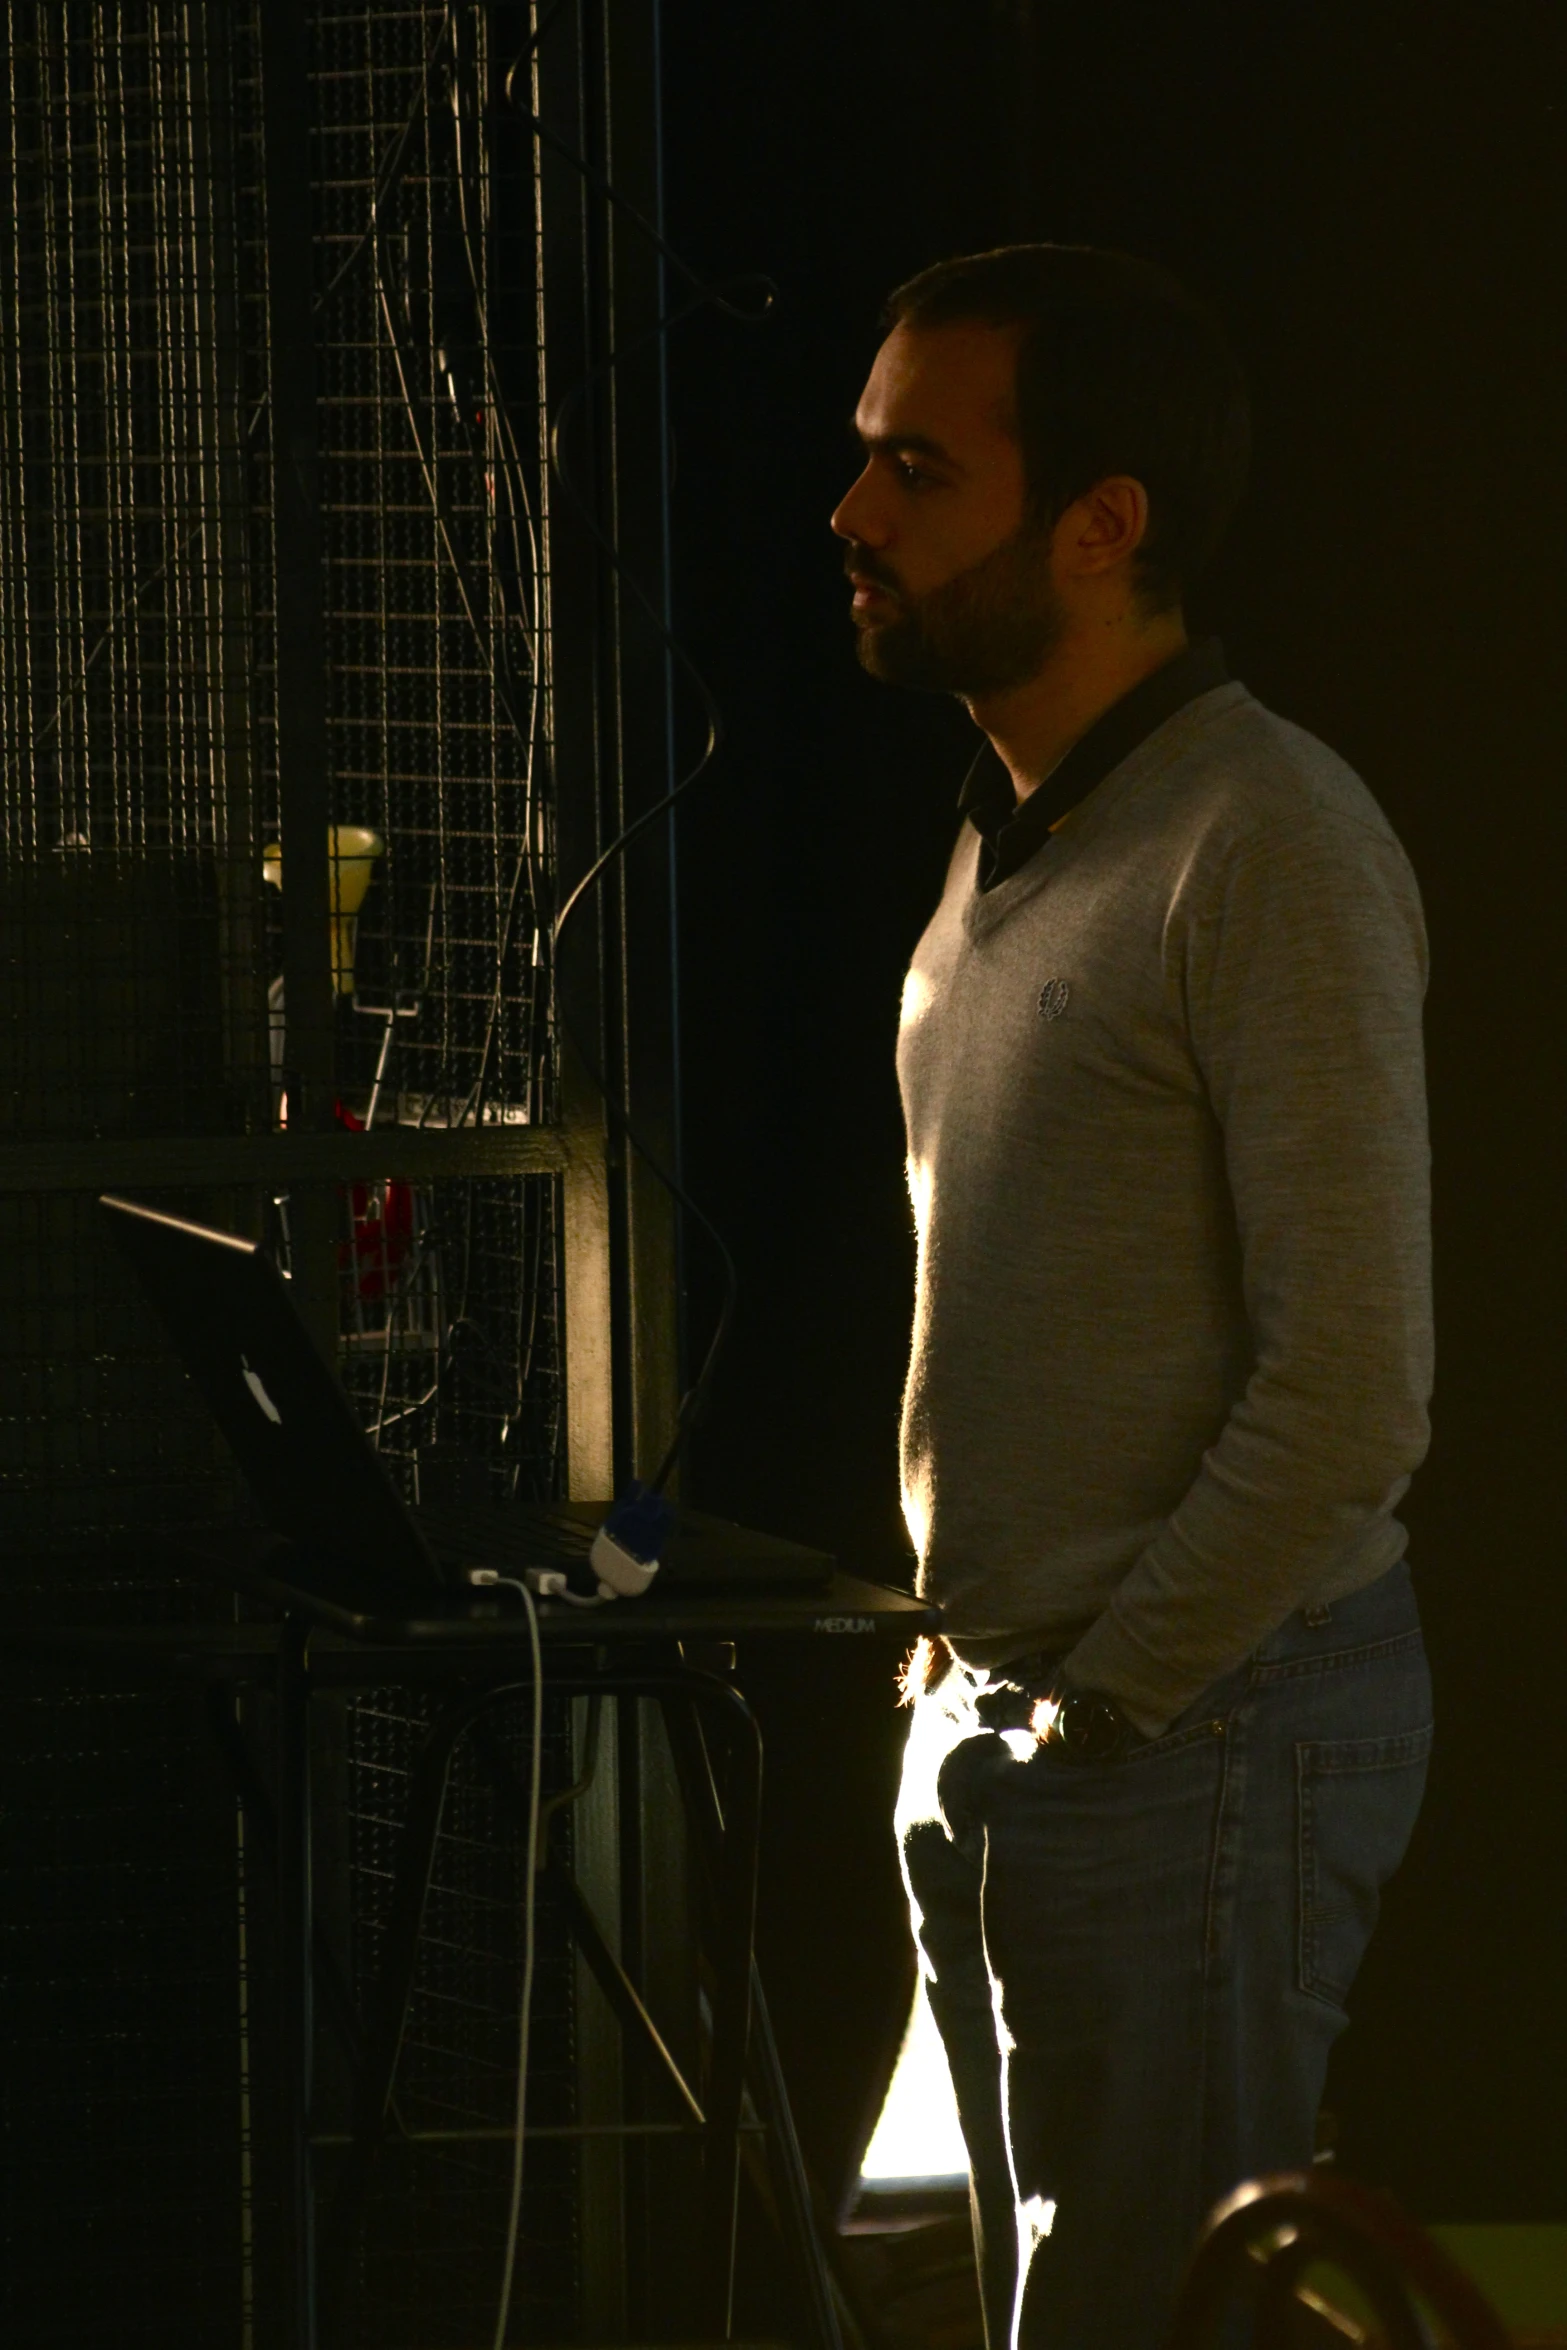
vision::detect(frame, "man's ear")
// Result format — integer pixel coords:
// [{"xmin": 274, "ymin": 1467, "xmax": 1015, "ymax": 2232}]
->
[{"xmin": 1056, "ymin": 476, "xmax": 1152, "ymax": 579}]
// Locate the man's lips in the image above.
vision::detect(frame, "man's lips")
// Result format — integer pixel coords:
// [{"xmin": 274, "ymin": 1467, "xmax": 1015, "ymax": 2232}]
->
[{"xmin": 849, "ymin": 573, "xmax": 899, "ymax": 615}]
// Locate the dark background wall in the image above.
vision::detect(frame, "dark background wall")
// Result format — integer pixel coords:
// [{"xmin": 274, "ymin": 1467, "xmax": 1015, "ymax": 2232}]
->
[{"xmin": 658, "ymin": 0, "xmax": 1567, "ymax": 2220}]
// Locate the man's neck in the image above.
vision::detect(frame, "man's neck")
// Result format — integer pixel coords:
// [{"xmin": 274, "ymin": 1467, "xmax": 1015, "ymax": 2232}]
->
[{"xmin": 968, "ymin": 610, "xmax": 1190, "ymax": 805}]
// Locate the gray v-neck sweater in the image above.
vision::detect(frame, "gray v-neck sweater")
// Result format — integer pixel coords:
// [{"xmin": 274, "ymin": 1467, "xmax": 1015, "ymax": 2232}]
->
[{"xmin": 896, "ymin": 681, "xmax": 1432, "ymax": 1736}]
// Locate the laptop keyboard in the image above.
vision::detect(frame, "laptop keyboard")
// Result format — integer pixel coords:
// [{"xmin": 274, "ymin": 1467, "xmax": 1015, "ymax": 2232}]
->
[
  {"xmin": 417, "ymin": 1501, "xmax": 595, "ymax": 1574},
  {"xmin": 417, "ymin": 1499, "xmax": 834, "ymax": 1592}
]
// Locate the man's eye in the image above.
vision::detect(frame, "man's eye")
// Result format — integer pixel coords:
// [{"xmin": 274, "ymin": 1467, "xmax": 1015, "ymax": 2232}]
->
[{"xmin": 896, "ymin": 460, "xmax": 934, "ymax": 489}]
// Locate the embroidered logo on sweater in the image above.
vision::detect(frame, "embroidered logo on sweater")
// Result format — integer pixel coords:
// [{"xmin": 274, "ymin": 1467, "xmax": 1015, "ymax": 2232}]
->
[{"xmin": 1037, "ymin": 977, "xmax": 1071, "ymax": 1021}]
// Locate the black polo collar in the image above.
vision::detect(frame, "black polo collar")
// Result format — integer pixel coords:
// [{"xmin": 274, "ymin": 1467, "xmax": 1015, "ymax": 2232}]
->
[{"xmin": 958, "ymin": 635, "xmax": 1230, "ymax": 891}]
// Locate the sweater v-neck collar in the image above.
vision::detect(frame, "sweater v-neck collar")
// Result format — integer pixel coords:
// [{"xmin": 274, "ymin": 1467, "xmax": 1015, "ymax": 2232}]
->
[
  {"xmin": 959, "ymin": 636, "xmax": 1231, "ymax": 891},
  {"xmin": 960, "ymin": 678, "xmax": 1249, "ymax": 937}
]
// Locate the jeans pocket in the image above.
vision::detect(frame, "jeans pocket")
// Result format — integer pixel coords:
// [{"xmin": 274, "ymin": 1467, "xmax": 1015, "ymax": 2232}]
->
[
  {"xmin": 934, "ymin": 1727, "xmax": 1014, "ymax": 1843},
  {"xmin": 1297, "ymin": 1723, "xmax": 1433, "ymax": 2009}
]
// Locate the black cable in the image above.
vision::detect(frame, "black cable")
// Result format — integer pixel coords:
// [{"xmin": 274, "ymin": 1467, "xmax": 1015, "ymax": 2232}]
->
[
  {"xmin": 514, "ymin": 103, "xmax": 774, "ymax": 328},
  {"xmin": 440, "ymin": 83, "xmax": 751, "ymax": 1136},
  {"xmin": 375, "ymin": 255, "xmax": 534, "ymax": 747},
  {"xmin": 371, "ymin": 147, "xmax": 547, "ymax": 1131},
  {"xmin": 542, "ymin": 295, "xmax": 754, "ymax": 939},
  {"xmin": 379, "ymin": 15, "xmax": 774, "ymax": 1493},
  {"xmin": 500, "ymin": 0, "xmax": 572, "ymax": 94},
  {"xmin": 313, "ymin": 6, "xmax": 453, "ymax": 318},
  {"xmin": 448, "ymin": 8, "xmax": 552, "ymax": 1134},
  {"xmin": 510, "ymin": 89, "xmax": 776, "ymax": 1490},
  {"xmin": 538, "ymin": 287, "xmax": 776, "ymax": 1489},
  {"xmin": 446, "ymin": 32, "xmax": 775, "ymax": 1020}
]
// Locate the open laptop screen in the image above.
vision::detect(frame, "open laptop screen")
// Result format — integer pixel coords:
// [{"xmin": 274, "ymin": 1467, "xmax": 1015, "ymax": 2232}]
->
[{"xmin": 101, "ymin": 1193, "xmax": 442, "ymax": 1599}]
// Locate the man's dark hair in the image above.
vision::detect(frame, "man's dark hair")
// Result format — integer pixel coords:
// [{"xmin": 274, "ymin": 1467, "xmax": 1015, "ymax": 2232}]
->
[{"xmin": 883, "ymin": 244, "xmax": 1250, "ymax": 611}]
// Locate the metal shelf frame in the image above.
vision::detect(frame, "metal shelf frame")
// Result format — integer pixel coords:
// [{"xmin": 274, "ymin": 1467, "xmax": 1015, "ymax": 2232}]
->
[{"xmin": 2, "ymin": 2, "xmax": 694, "ymax": 2339}]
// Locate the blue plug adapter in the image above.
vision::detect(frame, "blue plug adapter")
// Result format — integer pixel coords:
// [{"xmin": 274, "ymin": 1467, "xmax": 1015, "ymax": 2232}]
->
[{"xmin": 588, "ymin": 1480, "xmax": 675, "ymax": 1599}]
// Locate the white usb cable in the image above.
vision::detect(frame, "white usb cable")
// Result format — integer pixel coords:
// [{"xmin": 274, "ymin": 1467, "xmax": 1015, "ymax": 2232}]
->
[{"xmin": 466, "ymin": 1569, "xmax": 543, "ymax": 2350}]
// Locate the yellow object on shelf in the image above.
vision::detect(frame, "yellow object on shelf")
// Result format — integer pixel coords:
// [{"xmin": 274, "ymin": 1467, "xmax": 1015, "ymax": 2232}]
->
[{"xmin": 262, "ymin": 825, "xmax": 385, "ymax": 997}]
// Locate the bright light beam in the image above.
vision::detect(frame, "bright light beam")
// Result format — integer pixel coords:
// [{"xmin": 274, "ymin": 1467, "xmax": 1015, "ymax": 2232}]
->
[{"xmin": 859, "ymin": 1974, "xmax": 970, "ymax": 2185}]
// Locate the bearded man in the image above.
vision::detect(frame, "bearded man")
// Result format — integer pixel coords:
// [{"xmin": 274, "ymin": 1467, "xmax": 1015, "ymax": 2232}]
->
[{"xmin": 831, "ymin": 246, "xmax": 1434, "ymax": 2350}]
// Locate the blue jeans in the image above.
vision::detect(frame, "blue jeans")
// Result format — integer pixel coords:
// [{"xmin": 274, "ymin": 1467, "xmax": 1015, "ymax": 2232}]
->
[{"xmin": 896, "ymin": 1564, "xmax": 1432, "ymax": 2350}]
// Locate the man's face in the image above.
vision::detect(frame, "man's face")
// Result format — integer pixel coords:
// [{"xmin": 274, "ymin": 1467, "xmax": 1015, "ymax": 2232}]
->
[{"xmin": 831, "ymin": 320, "xmax": 1067, "ymax": 697}]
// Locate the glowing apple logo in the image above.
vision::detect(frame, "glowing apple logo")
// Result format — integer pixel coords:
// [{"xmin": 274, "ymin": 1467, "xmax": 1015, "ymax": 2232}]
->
[{"xmin": 240, "ymin": 1355, "xmax": 282, "ymax": 1425}]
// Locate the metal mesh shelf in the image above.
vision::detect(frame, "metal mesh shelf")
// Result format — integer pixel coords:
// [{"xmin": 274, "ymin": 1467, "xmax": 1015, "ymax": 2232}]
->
[
  {"xmin": 339, "ymin": 1686, "xmax": 580, "ymax": 2346},
  {"xmin": 301, "ymin": 0, "xmax": 553, "ymax": 1138},
  {"xmin": 0, "ymin": 0, "xmax": 564, "ymax": 1549},
  {"xmin": 332, "ymin": 1169, "xmax": 565, "ymax": 1506},
  {"xmin": 0, "ymin": 4, "xmax": 582, "ymax": 2339}
]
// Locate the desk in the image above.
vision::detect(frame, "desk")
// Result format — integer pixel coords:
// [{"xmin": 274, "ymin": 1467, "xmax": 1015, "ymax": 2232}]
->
[{"xmin": 14, "ymin": 1569, "xmax": 936, "ymax": 2346}]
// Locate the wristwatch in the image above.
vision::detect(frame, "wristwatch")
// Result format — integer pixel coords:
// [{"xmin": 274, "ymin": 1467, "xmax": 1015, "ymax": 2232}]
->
[{"xmin": 1037, "ymin": 1678, "xmax": 1134, "ymax": 1763}]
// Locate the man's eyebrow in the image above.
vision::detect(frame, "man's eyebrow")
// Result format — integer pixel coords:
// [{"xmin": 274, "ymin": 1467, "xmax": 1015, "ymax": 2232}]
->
[{"xmin": 850, "ymin": 421, "xmax": 960, "ymax": 466}]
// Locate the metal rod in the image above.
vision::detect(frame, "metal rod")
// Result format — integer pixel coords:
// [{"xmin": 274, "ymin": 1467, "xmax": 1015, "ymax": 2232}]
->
[
  {"xmin": 274, "ymin": 1612, "xmax": 318, "ymax": 2350},
  {"xmin": 548, "ymin": 1851, "xmax": 707, "ymax": 2127},
  {"xmin": 260, "ymin": 0, "xmax": 336, "ymax": 1365},
  {"xmin": 658, "ymin": 1690, "xmax": 763, "ymax": 2335},
  {"xmin": 275, "ymin": 1660, "xmax": 760, "ymax": 2345},
  {"xmin": 309, "ymin": 2121, "xmax": 768, "ymax": 2146},
  {"xmin": 12, "ymin": 1123, "xmax": 573, "ymax": 1194},
  {"xmin": 317, "ymin": 1689, "xmax": 479, "ymax": 2323},
  {"xmin": 468, "ymin": 1710, "xmax": 708, "ymax": 2128},
  {"xmin": 204, "ymin": 1686, "xmax": 365, "ymax": 2072},
  {"xmin": 747, "ymin": 1965, "xmax": 846, "ymax": 2350}
]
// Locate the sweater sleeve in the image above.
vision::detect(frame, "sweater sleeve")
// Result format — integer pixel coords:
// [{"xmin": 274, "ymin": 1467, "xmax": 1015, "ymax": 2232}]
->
[{"xmin": 1062, "ymin": 808, "xmax": 1433, "ymax": 1736}]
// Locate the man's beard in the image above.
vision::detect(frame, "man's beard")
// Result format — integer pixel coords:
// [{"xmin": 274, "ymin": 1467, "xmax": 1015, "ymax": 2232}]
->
[{"xmin": 849, "ymin": 525, "xmax": 1066, "ymax": 697}]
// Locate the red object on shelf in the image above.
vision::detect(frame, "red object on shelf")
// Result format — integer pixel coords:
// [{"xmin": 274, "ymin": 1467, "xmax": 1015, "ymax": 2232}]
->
[{"xmin": 335, "ymin": 1099, "xmax": 416, "ymax": 1302}]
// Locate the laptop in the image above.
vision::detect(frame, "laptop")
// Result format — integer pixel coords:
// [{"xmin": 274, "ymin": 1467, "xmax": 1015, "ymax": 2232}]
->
[{"xmin": 100, "ymin": 1193, "xmax": 833, "ymax": 1627}]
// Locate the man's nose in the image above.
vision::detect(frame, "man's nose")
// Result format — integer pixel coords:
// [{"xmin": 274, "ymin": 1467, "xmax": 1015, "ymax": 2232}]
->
[{"xmin": 830, "ymin": 465, "xmax": 890, "ymax": 548}]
